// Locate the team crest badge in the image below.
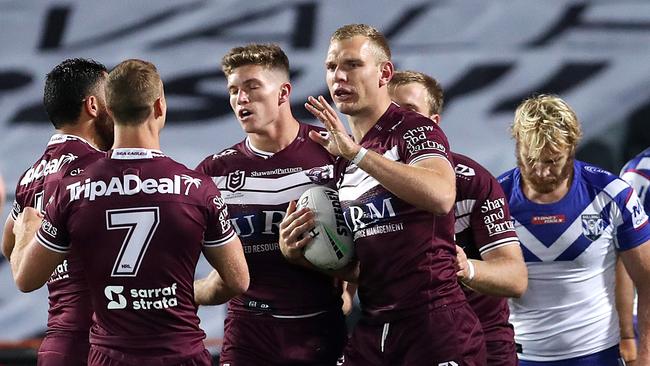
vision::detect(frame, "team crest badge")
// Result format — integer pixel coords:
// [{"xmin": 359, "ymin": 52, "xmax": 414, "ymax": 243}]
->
[
  {"xmin": 581, "ymin": 214, "xmax": 605, "ymax": 241},
  {"xmin": 226, "ymin": 170, "xmax": 246, "ymax": 192}
]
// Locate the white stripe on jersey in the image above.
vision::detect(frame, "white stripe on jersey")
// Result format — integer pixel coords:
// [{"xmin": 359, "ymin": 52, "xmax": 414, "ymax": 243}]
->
[
  {"xmin": 36, "ymin": 232, "xmax": 69, "ymax": 253},
  {"xmin": 203, "ymin": 231, "xmax": 237, "ymax": 247},
  {"xmin": 340, "ymin": 147, "xmax": 399, "ymax": 202},
  {"xmin": 479, "ymin": 237, "xmax": 519, "ymax": 255},
  {"xmin": 453, "ymin": 198, "xmax": 476, "ymax": 234},
  {"xmin": 516, "ymin": 179, "xmax": 627, "ymax": 262},
  {"xmin": 213, "ymin": 170, "xmax": 324, "ymax": 206}
]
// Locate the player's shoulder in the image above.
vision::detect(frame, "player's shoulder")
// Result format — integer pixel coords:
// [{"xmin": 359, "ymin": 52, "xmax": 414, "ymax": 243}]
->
[
  {"xmin": 621, "ymin": 147, "xmax": 650, "ymax": 173},
  {"xmin": 497, "ymin": 167, "xmax": 518, "ymax": 197},
  {"xmin": 453, "ymin": 152, "xmax": 498, "ymax": 192},
  {"xmin": 196, "ymin": 141, "xmax": 246, "ymax": 176},
  {"xmin": 390, "ymin": 104, "xmax": 441, "ymax": 134},
  {"xmin": 576, "ymin": 160, "xmax": 632, "ymax": 199}
]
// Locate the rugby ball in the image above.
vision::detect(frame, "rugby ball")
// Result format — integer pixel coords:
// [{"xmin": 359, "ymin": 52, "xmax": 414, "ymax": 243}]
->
[{"xmin": 296, "ymin": 186, "xmax": 354, "ymax": 270}]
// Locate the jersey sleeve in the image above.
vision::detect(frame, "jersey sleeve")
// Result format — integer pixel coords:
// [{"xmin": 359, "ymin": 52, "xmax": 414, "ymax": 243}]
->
[
  {"xmin": 35, "ymin": 183, "xmax": 70, "ymax": 253},
  {"xmin": 202, "ymin": 183, "xmax": 236, "ymax": 247},
  {"xmin": 620, "ymin": 169, "xmax": 650, "ymax": 212},
  {"xmin": 469, "ymin": 175, "xmax": 519, "ymax": 256},
  {"xmin": 396, "ymin": 117, "xmax": 452, "ymax": 167},
  {"xmin": 613, "ymin": 180, "xmax": 650, "ymax": 251}
]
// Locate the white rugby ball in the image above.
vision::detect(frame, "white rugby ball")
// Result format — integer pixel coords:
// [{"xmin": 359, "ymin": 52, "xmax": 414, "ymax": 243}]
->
[{"xmin": 296, "ymin": 186, "xmax": 354, "ymax": 270}]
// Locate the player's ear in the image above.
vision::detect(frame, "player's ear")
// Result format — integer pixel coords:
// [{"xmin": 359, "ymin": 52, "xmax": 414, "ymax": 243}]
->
[
  {"xmin": 378, "ymin": 61, "xmax": 394, "ymax": 88},
  {"xmin": 85, "ymin": 95, "xmax": 99, "ymax": 118},
  {"xmin": 279, "ymin": 82, "xmax": 291, "ymax": 105},
  {"xmin": 153, "ymin": 96, "xmax": 166, "ymax": 119}
]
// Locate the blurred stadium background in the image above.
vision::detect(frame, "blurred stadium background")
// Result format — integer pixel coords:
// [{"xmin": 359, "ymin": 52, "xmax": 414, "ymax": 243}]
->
[{"xmin": 0, "ymin": 0, "xmax": 649, "ymax": 364}]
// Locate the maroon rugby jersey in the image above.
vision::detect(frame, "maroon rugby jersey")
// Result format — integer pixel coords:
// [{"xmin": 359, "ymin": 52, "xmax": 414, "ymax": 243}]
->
[
  {"xmin": 338, "ymin": 103, "xmax": 463, "ymax": 323},
  {"xmin": 196, "ymin": 123, "xmax": 342, "ymax": 316},
  {"xmin": 12, "ymin": 134, "xmax": 102, "ymax": 335},
  {"xmin": 36, "ymin": 148, "xmax": 235, "ymax": 356},
  {"xmin": 453, "ymin": 152, "xmax": 519, "ymax": 342}
]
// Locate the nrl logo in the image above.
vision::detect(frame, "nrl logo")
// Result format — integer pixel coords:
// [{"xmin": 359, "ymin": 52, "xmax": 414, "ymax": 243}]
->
[
  {"xmin": 226, "ymin": 170, "xmax": 246, "ymax": 192},
  {"xmin": 581, "ymin": 214, "xmax": 605, "ymax": 241}
]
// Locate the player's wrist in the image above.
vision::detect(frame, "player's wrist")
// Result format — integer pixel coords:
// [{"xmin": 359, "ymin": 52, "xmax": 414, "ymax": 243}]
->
[
  {"xmin": 462, "ymin": 259, "xmax": 476, "ymax": 283},
  {"xmin": 349, "ymin": 146, "xmax": 368, "ymax": 165}
]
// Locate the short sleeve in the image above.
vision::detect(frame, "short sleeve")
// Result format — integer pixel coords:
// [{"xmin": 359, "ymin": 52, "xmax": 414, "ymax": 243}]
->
[
  {"xmin": 35, "ymin": 184, "xmax": 70, "ymax": 253},
  {"xmin": 203, "ymin": 184, "xmax": 236, "ymax": 247},
  {"xmin": 469, "ymin": 175, "xmax": 519, "ymax": 256},
  {"xmin": 396, "ymin": 117, "xmax": 451, "ymax": 167},
  {"xmin": 614, "ymin": 183, "xmax": 650, "ymax": 251}
]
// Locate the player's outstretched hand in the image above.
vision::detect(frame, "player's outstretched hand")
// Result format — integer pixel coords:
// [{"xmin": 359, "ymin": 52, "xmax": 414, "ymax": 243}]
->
[
  {"xmin": 279, "ymin": 201, "xmax": 315, "ymax": 264},
  {"xmin": 13, "ymin": 207, "xmax": 43, "ymax": 250},
  {"xmin": 305, "ymin": 95, "xmax": 360, "ymax": 161}
]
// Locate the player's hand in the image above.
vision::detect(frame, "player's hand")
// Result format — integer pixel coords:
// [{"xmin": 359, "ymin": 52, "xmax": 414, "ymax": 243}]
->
[
  {"xmin": 13, "ymin": 207, "xmax": 43, "ymax": 250},
  {"xmin": 279, "ymin": 201, "xmax": 315, "ymax": 263},
  {"xmin": 455, "ymin": 245, "xmax": 472, "ymax": 283},
  {"xmin": 620, "ymin": 338, "xmax": 637, "ymax": 365},
  {"xmin": 305, "ymin": 95, "xmax": 360, "ymax": 161}
]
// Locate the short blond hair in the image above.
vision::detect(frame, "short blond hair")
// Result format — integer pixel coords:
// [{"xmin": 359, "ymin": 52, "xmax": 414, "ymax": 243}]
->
[
  {"xmin": 221, "ymin": 43, "xmax": 289, "ymax": 78},
  {"xmin": 512, "ymin": 94, "xmax": 582, "ymax": 159},
  {"xmin": 389, "ymin": 70, "xmax": 444, "ymax": 115},
  {"xmin": 331, "ymin": 24, "xmax": 391, "ymax": 63},
  {"xmin": 106, "ymin": 59, "xmax": 162, "ymax": 125}
]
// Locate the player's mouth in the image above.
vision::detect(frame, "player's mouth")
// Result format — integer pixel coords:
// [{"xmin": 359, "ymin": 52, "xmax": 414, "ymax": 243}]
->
[
  {"xmin": 333, "ymin": 87, "xmax": 354, "ymax": 102},
  {"xmin": 238, "ymin": 108, "xmax": 254, "ymax": 120}
]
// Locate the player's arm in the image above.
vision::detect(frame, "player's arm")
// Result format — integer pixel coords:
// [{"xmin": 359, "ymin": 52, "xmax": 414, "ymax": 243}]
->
[
  {"xmin": 456, "ymin": 244, "xmax": 527, "ymax": 297},
  {"xmin": 620, "ymin": 241, "xmax": 650, "ymax": 364},
  {"xmin": 11, "ymin": 207, "xmax": 65, "ymax": 292},
  {"xmin": 2, "ymin": 215, "xmax": 15, "ymax": 260},
  {"xmin": 306, "ymin": 96, "xmax": 454, "ymax": 215},
  {"xmin": 278, "ymin": 201, "xmax": 360, "ymax": 282},
  {"xmin": 616, "ymin": 255, "xmax": 637, "ymax": 364},
  {"xmin": 196, "ymin": 236, "xmax": 249, "ymax": 306}
]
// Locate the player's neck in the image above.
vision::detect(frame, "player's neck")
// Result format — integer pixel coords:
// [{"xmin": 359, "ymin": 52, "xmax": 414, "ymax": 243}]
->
[
  {"xmin": 247, "ymin": 113, "xmax": 300, "ymax": 153},
  {"xmin": 521, "ymin": 175, "xmax": 573, "ymax": 204},
  {"xmin": 112, "ymin": 122, "xmax": 161, "ymax": 150},
  {"xmin": 57, "ymin": 122, "xmax": 100, "ymax": 150},
  {"xmin": 348, "ymin": 96, "xmax": 392, "ymax": 142}
]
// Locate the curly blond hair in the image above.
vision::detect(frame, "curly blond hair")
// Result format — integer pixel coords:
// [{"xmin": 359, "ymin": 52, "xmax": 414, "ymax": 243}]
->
[{"xmin": 512, "ymin": 94, "xmax": 582, "ymax": 159}]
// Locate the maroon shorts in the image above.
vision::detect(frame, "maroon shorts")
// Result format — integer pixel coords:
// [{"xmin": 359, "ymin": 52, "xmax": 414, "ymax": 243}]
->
[
  {"xmin": 485, "ymin": 339, "xmax": 518, "ymax": 366},
  {"xmin": 38, "ymin": 332, "xmax": 90, "ymax": 366},
  {"xmin": 88, "ymin": 345, "xmax": 211, "ymax": 366},
  {"xmin": 342, "ymin": 302, "xmax": 486, "ymax": 366},
  {"xmin": 219, "ymin": 310, "xmax": 347, "ymax": 366}
]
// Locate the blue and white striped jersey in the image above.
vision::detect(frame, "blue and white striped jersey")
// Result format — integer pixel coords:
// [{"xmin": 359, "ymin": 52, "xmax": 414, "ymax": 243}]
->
[
  {"xmin": 499, "ymin": 160, "xmax": 650, "ymax": 361},
  {"xmin": 621, "ymin": 147, "xmax": 650, "ymax": 213}
]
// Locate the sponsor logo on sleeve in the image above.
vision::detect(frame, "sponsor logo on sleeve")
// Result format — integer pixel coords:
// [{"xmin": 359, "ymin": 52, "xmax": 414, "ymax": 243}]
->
[
  {"xmin": 402, "ymin": 126, "xmax": 446, "ymax": 155},
  {"xmin": 629, "ymin": 195, "xmax": 647, "ymax": 229},
  {"xmin": 581, "ymin": 214, "xmax": 605, "ymax": 241},
  {"xmin": 481, "ymin": 198, "xmax": 514, "ymax": 236},
  {"xmin": 41, "ymin": 219, "xmax": 58, "ymax": 238}
]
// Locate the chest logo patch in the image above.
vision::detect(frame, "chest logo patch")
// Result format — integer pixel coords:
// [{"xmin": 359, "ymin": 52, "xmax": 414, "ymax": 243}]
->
[{"xmin": 581, "ymin": 214, "xmax": 605, "ymax": 241}]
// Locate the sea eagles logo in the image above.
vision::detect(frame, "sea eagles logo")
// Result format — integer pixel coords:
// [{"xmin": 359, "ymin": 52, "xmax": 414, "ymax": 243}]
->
[
  {"xmin": 305, "ymin": 165, "xmax": 333, "ymax": 184},
  {"xmin": 226, "ymin": 170, "xmax": 246, "ymax": 192},
  {"xmin": 581, "ymin": 214, "xmax": 605, "ymax": 241},
  {"xmin": 212, "ymin": 149, "xmax": 238, "ymax": 160}
]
